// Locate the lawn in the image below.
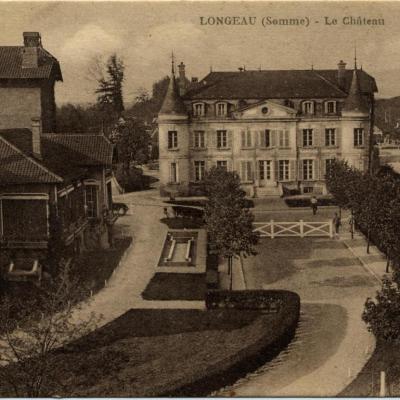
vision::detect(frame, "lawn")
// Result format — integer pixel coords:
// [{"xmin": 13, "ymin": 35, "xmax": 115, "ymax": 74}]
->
[
  {"xmin": 142, "ymin": 273, "xmax": 206, "ymax": 300},
  {"xmin": 0, "ymin": 302, "xmax": 299, "ymax": 397},
  {"xmin": 72, "ymin": 236, "xmax": 132, "ymax": 294},
  {"xmin": 341, "ymin": 341, "xmax": 400, "ymax": 396}
]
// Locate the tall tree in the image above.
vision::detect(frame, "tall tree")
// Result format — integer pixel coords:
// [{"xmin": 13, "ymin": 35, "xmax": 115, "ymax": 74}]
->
[
  {"xmin": 95, "ymin": 54, "xmax": 125, "ymax": 116},
  {"xmin": 204, "ymin": 167, "xmax": 259, "ymax": 290},
  {"xmin": 110, "ymin": 118, "xmax": 150, "ymax": 174}
]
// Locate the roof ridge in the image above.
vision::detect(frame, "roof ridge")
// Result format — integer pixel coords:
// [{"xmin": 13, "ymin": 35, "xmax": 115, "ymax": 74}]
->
[{"xmin": 0, "ymin": 135, "xmax": 63, "ymax": 182}]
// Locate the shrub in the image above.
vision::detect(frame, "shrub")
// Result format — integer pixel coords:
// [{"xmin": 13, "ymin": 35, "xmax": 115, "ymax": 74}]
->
[
  {"xmin": 206, "ymin": 289, "xmax": 299, "ymax": 313},
  {"xmin": 363, "ymin": 277, "xmax": 400, "ymax": 342},
  {"xmin": 114, "ymin": 165, "xmax": 149, "ymax": 192},
  {"xmin": 285, "ymin": 197, "xmax": 336, "ymax": 208}
]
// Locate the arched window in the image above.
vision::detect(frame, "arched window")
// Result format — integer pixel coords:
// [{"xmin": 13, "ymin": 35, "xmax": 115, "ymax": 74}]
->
[
  {"xmin": 193, "ymin": 103, "xmax": 205, "ymax": 116},
  {"xmin": 302, "ymin": 101, "xmax": 314, "ymax": 115},
  {"xmin": 215, "ymin": 102, "xmax": 227, "ymax": 117},
  {"xmin": 324, "ymin": 101, "xmax": 337, "ymax": 114}
]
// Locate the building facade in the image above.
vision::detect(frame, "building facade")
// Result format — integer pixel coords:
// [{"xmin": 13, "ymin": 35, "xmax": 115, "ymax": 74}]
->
[
  {"xmin": 0, "ymin": 32, "xmax": 62, "ymax": 132},
  {"xmin": 158, "ymin": 61, "xmax": 377, "ymax": 197}
]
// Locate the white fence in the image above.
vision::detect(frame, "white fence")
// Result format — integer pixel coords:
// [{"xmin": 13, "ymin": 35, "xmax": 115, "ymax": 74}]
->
[{"xmin": 253, "ymin": 220, "xmax": 333, "ymax": 238}]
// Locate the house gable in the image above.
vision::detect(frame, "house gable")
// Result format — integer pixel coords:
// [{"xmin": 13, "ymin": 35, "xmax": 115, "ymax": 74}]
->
[{"xmin": 234, "ymin": 100, "xmax": 297, "ymax": 120}]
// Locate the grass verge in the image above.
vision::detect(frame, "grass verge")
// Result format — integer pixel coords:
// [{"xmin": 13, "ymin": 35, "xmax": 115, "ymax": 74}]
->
[
  {"xmin": 142, "ymin": 273, "xmax": 206, "ymax": 300},
  {"xmin": 340, "ymin": 340, "xmax": 400, "ymax": 396},
  {"xmin": 0, "ymin": 295, "xmax": 300, "ymax": 397}
]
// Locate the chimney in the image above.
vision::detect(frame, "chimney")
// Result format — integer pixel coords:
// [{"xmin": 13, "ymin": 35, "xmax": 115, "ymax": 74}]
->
[
  {"xmin": 337, "ymin": 60, "xmax": 347, "ymax": 88},
  {"xmin": 178, "ymin": 62, "xmax": 187, "ymax": 95},
  {"xmin": 22, "ymin": 32, "xmax": 41, "ymax": 69},
  {"xmin": 31, "ymin": 117, "xmax": 42, "ymax": 159},
  {"xmin": 191, "ymin": 77, "xmax": 198, "ymax": 83}
]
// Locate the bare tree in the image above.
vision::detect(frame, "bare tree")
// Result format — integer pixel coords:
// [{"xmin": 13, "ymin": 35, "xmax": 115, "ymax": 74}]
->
[{"xmin": 0, "ymin": 259, "xmax": 99, "ymax": 397}]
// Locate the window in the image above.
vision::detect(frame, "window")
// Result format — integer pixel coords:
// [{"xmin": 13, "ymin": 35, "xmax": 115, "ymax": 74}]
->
[
  {"xmin": 354, "ymin": 128, "xmax": 364, "ymax": 146},
  {"xmin": 325, "ymin": 128, "xmax": 336, "ymax": 146},
  {"xmin": 241, "ymin": 130, "xmax": 252, "ymax": 148},
  {"xmin": 216, "ymin": 102, "xmax": 227, "ymax": 116},
  {"xmin": 170, "ymin": 162, "xmax": 178, "ymax": 183},
  {"xmin": 278, "ymin": 160, "xmax": 290, "ymax": 181},
  {"xmin": 194, "ymin": 130, "xmax": 205, "ymax": 148},
  {"xmin": 261, "ymin": 129, "xmax": 271, "ymax": 148},
  {"xmin": 217, "ymin": 130, "xmax": 228, "ymax": 148},
  {"xmin": 302, "ymin": 129, "xmax": 313, "ymax": 147},
  {"xmin": 193, "ymin": 103, "xmax": 205, "ymax": 116},
  {"xmin": 240, "ymin": 161, "xmax": 253, "ymax": 182},
  {"xmin": 168, "ymin": 130, "xmax": 178, "ymax": 149},
  {"xmin": 216, "ymin": 160, "xmax": 228, "ymax": 170},
  {"xmin": 85, "ymin": 185, "xmax": 98, "ymax": 218},
  {"xmin": 325, "ymin": 101, "xmax": 337, "ymax": 114},
  {"xmin": 325, "ymin": 159, "xmax": 335, "ymax": 177},
  {"xmin": 194, "ymin": 161, "xmax": 205, "ymax": 181},
  {"xmin": 302, "ymin": 101, "xmax": 314, "ymax": 115},
  {"xmin": 278, "ymin": 130, "xmax": 290, "ymax": 148},
  {"xmin": 259, "ymin": 160, "xmax": 272, "ymax": 181},
  {"xmin": 302, "ymin": 159, "xmax": 314, "ymax": 181}
]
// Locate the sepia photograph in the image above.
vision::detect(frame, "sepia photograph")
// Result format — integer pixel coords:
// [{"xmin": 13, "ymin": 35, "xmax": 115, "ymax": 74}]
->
[{"xmin": 0, "ymin": 0, "xmax": 400, "ymax": 397}]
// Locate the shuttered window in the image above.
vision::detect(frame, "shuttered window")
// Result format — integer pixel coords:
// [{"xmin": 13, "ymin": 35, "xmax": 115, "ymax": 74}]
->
[
  {"xmin": 278, "ymin": 160, "xmax": 290, "ymax": 181},
  {"xmin": 302, "ymin": 129, "xmax": 313, "ymax": 147},
  {"xmin": 194, "ymin": 161, "xmax": 205, "ymax": 181},
  {"xmin": 278, "ymin": 130, "xmax": 290, "ymax": 148},
  {"xmin": 217, "ymin": 130, "xmax": 228, "ymax": 148},
  {"xmin": 240, "ymin": 161, "xmax": 253, "ymax": 182},
  {"xmin": 302, "ymin": 159, "xmax": 314, "ymax": 180},
  {"xmin": 325, "ymin": 128, "xmax": 336, "ymax": 146},
  {"xmin": 194, "ymin": 131, "xmax": 205, "ymax": 148},
  {"xmin": 241, "ymin": 130, "xmax": 252, "ymax": 148}
]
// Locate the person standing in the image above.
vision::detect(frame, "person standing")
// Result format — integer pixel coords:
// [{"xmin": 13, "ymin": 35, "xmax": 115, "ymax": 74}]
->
[
  {"xmin": 333, "ymin": 212, "xmax": 341, "ymax": 237},
  {"xmin": 310, "ymin": 196, "xmax": 318, "ymax": 215}
]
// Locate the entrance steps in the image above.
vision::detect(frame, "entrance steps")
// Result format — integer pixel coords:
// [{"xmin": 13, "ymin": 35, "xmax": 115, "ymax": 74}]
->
[{"xmin": 255, "ymin": 186, "xmax": 282, "ymax": 197}]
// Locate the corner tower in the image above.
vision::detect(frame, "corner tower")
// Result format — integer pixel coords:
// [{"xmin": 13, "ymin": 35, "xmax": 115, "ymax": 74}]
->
[{"xmin": 158, "ymin": 59, "xmax": 189, "ymax": 196}]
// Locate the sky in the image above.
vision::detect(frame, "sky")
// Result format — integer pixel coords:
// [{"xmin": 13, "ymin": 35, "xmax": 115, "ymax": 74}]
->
[{"xmin": 1, "ymin": 1, "xmax": 400, "ymax": 105}]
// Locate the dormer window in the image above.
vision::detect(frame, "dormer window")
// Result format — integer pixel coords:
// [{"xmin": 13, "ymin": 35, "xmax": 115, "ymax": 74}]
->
[
  {"xmin": 302, "ymin": 101, "xmax": 314, "ymax": 115},
  {"xmin": 325, "ymin": 101, "xmax": 337, "ymax": 114},
  {"xmin": 216, "ymin": 102, "xmax": 227, "ymax": 117},
  {"xmin": 193, "ymin": 103, "xmax": 205, "ymax": 117}
]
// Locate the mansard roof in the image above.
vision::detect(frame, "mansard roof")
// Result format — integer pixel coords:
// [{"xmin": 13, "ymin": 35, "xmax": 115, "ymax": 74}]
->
[
  {"xmin": 159, "ymin": 75, "xmax": 187, "ymax": 115},
  {"xmin": 0, "ymin": 46, "xmax": 62, "ymax": 81},
  {"xmin": 184, "ymin": 68, "xmax": 377, "ymax": 100}
]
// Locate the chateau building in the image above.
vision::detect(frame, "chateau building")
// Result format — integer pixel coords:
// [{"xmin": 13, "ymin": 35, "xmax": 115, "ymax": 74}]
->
[{"xmin": 158, "ymin": 60, "xmax": 378, "ymax": 197}]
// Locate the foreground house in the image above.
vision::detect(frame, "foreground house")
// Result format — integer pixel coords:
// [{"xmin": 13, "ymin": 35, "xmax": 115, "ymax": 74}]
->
[
  {"xmin": 0, "ymin": 32, "xmax": 62, "ymax": 132},
  {"xmin": 0, "ymin": 121, "xmax": 114, "ymax": 274},
  {"xmin": 158, "ymin": 61, "xmax": 377, "ymax": 196}
]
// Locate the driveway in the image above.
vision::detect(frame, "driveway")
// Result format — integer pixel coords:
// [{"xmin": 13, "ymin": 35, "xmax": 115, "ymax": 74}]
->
[{"xmin": 218, "ymin": 235, "xmax": 378, "ymax": 396}]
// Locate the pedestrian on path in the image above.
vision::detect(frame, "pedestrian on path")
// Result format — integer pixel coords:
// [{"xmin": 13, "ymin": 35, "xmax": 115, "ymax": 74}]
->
[
  {"xmin": 310, "ymin": 196, "xmax": 318, "ymax": 215},
  {"xmin": 333, "ymin": 212, "xmax": 341, "ymax": 236},
  {"xmin": 163, "ymin": 207, "xmax": 169, "ymax": 219}
]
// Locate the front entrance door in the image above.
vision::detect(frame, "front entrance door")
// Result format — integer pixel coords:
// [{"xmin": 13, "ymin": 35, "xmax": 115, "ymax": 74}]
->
[{"xmin": 259, "ymin": 160, "xmax": 272, "ymax": 186}]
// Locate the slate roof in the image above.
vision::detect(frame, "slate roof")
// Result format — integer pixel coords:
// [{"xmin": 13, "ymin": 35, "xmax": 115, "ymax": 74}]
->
[
  {"xmin": 342, "ymin": 69, "xmax": 370, "ymax": 113},
  {"xmin": 160, "ymin": 76, "xmax": 188, "ymax": 115},
  {"xmin": 184, "ymin": 69, "xmax": 377, "ymax": 100},
  {"xmin": 0, "ymin": 47, "xmax": 62, "ymax": 81},
  {"xmin": 0, "ymin": 131, "xmax": 113, "ymax": 185},
  {"xmin": 0, "ymin": 136, "xmax": 61, "ymax": 184}
]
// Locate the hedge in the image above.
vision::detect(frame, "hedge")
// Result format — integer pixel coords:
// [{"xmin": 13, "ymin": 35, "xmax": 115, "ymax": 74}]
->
[
  {"xmin": 285, "ymin": 197, "xmax": 336, "ymax": 208},
  {"xmin": 163, "ymin": 290, "xmax": 300, "ymax": 396}
]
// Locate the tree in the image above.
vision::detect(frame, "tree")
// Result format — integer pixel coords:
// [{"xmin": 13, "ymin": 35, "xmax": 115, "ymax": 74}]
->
[
  {"xmin": 204, "ymin": 167, "xmax": 259, "ymax": 290},
  {"xmin": 95, "ymin": 54, "xmax": 125, "ymax": 116},
  {"xmin": 0, "ymin": 259, "xmax": 98, "ymax": 397},
  {"xmin": 110, "ymin": 118, "xmax": 151, "ymax": 174},
  {"xmin": 363, "ymin": 276, "xmax": 400, "ymax": 342}
]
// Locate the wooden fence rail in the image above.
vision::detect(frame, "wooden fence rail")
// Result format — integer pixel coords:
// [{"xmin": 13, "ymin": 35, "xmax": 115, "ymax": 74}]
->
[{"xmin": 253, "ymin": 220, "xmax": 333, "ymax": 238}]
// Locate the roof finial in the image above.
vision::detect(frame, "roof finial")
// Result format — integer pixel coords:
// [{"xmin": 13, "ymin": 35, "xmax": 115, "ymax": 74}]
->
[
  {"xmin": 354, "ymin": 45, "xmax": 358, "ymax": 70},
  {"xmin": 311, "ymin": 63, "xmax": 314, "ymax": 70},
  {"xmin": 210, "ymin": 65, "xmax": 213, "ymax": 73},
  {"xmin": 171, "ymin": 51, "xmax": 175, "ymax": 76}
]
